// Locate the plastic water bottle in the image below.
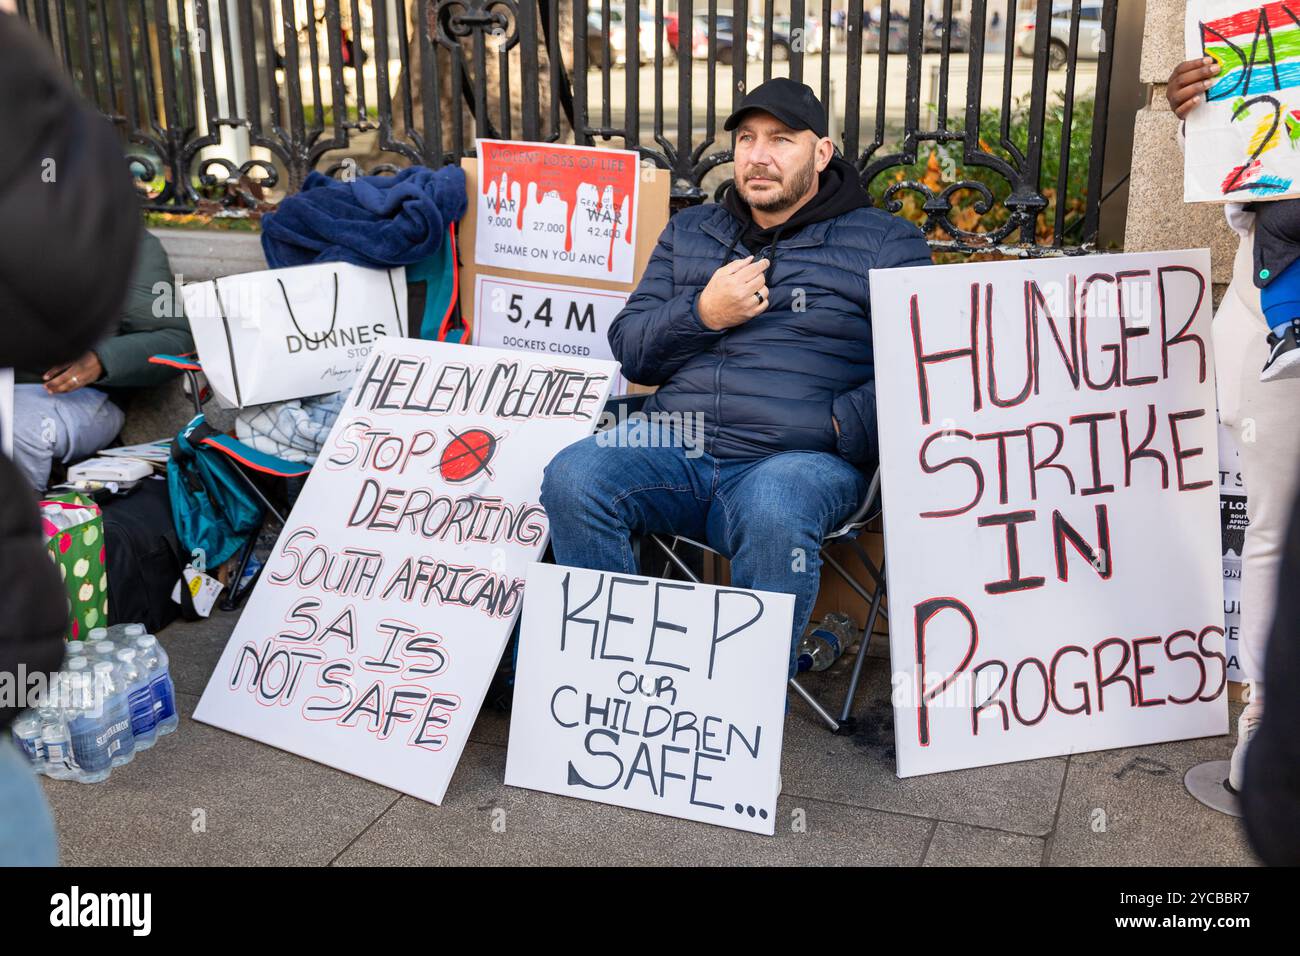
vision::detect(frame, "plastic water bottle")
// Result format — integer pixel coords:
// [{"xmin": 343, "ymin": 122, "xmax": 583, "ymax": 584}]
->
[
  {"xmin": 797, "ymin": 612, "xmax": 858, "ymax": 672},
  {"xmin": 92, "ymin": 660, "xmax": 135, "ymax": 767},
  {"xmin": 37, "ymin": 673, "xmax": 78, "ymax": 781},
  {"xmin": 41, "ymin": 721, "xmax": 77, "ymax": 780},
  {"xmin": 91, "ymin": 639, "xmax": 118, "ymax": 663},
  {"xmin": 11, "ymin": 711, "xmax": 44, "ymax": 771},
  {"xmin": 133, "ymin": 631, "xmax": 178, "ymax": 737},
  {"xmin": 115, "ymin": 648, "xmax": 157, "ymax": 750},
  {"xmin": 64, "ymin": 639, "xmax": 88, "ymax": 666},
  {"xmin": 64, "ymin": 672, "xmax": 114, "ymax": 784}
]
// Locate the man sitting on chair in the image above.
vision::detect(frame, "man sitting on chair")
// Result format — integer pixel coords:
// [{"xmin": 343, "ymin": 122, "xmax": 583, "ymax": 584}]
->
[{"xmin": 540, "ymin": 79, "xmax": 932, "ymax": 677}]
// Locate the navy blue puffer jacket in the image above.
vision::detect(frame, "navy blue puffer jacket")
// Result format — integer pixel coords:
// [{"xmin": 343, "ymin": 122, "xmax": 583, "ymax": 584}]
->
[{"xmin": 608, "ymin": 197, "xmax": 932, "ymax": 466}]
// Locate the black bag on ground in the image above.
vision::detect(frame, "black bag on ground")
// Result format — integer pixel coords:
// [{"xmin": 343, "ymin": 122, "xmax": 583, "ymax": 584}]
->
[{"xmin": 102, "ymin": 477, "xmax": 184, "ymax": 633}]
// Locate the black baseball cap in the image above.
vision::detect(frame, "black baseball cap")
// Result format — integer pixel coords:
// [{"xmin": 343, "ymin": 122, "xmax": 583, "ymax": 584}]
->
[{"xmin": 723, "ymin": 78, "xmax": 828, "ymax": 139}]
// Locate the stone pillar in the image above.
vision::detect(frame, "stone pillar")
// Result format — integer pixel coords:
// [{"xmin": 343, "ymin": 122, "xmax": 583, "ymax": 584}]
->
[{"xmin": 1124, "ymin": 0, "xmax": 1237, "ymax": 300}]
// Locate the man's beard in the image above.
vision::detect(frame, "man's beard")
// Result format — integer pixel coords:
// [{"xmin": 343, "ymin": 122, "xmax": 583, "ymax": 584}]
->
[{"xmin": 739, "ymin": 155, "xmax": 817, "ymax": 213}]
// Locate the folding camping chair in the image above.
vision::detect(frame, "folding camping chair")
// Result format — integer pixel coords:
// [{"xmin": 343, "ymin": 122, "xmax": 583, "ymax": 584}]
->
[
  {"xmin": 149, "ymin": 353, "xmax": 312, "ymax": 610},
  {"xmin": 595, "ymin": 393, "xmax": 889, "ymax": 734},
  {"xmin": 646, "ymin": 470, "xmax": 887, "ymax": 734}
]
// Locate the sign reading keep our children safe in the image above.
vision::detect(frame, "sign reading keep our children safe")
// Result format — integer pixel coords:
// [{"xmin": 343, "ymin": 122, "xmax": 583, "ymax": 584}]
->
[
  {"xmin": 505, "ymin": 563, "xmax": 793, "ymax": 835},
  {"xmin": 870, "ymin": 250, "xmax": 1229, "ymax": 777},
  {"xmin": 194, "ymin": 340, "xmax": 616, "ymax": 804},
  {"xmin": 474, "ymin": 139, "xmax": 641, "ymax": 283}
]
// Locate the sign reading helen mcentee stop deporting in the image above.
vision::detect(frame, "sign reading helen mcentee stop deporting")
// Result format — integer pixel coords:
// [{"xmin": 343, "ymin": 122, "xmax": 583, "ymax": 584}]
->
[{"xmin": 870, "ymin": 250, "xmax": 1228, "ymax": 777}]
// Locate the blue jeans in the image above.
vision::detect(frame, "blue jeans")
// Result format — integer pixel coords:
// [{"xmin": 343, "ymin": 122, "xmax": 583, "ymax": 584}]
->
[
  {"xmin": 540, "ymin": 420, "xmax": 868, "ymax": 677},
  {"xmin": 0, "ymin": 737, "xmax": 58, "ymax": 866}
]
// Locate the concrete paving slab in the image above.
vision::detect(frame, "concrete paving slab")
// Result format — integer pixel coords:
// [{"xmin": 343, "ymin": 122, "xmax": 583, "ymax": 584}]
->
[
  {"xmin": 1047, "ymin": 713, "xmax": 1260, "ymax": 867},
  {"xmin": 156, "ymin": 611, "xmax": 238, "ymax": 698},
  {"xmin": 332, "ymin": 741, "xmax": 933, "ymax": 866},
  {"xmin": 923, "ymin": 822, "xmax": 1045, "ymax": 866},
  {"xmin": 40, "ymin": 692, "xmax": 398, "ymax": 867},
  {"xmin": 782, "ymin": 655, "xmax": 1067, "ymax": 836}
]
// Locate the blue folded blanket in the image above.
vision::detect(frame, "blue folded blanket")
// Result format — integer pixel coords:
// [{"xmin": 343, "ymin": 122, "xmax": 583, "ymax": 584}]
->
[{"xmin": 261, "ymin": 164, "xmax": 468, "ymax": 269}]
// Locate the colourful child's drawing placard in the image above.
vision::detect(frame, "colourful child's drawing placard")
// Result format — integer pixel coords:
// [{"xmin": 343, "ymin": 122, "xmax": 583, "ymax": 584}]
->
[
  {"xmin": 505, "ymin": 562, "xmax": 793, "ymax": 835},
  {"xmin": 870, "ymin": 250, "xmax": 1229, "ymax": 777},
  {"xmin": 193, "ymin": 340, "xmax": 616, "ymax": 805},
  {"xmin": 474, "ymin": 140, "xmax": 641, "ymax": 283},
  {"xmin": 1185, "ymin": 1, "xmax": 1300, "ymax": 203}
]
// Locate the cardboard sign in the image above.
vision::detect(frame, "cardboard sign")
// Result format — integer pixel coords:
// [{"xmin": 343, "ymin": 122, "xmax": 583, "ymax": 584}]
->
[
  {"xmin": 475, "ymin": 139, "xmax": 641, "ymax": 283},
  {"xmin": 505, "ymin": 563, "xmax": 793, "ymax": 835},
  {"xmin": 1184, "ymin": 1, "xmax": 1300, "ymax": 203},
  {"xmin": 473, "ymin": 275, "xmax": 631, "ymax": 394},
  {"xmin": 181, "ymin": 262, "xmax": 407, "ymax": 408},
  {"xmin": 194, "ymin": 341, "xmax": 616, "ymax": 804},
  {"xmin": 870, "ymin": 250, "xmax": 1228, "ymax": 777},
  {"xmin": 1219, "ymin": 422, "xmax": 1249, "ymax": 682}
]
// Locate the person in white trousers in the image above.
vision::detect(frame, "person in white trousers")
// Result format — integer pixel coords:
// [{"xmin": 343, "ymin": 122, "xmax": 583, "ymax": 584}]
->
[{"xmin": 1169, "ymin": 56, "xmax": 1300, "ymax": 791}]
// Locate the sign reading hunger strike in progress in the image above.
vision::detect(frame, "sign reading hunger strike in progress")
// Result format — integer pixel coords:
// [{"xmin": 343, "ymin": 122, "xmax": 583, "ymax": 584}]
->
[
  {"xmin": 475, "ymin": 139, "xmax": 641, "ymax": 283},
  {"xmin": 505, "ymin": 563, "xmax": 793, "ymax": 835},
  {"xmin": 870, "ymin": 249, "xmax": 1228, "ymax": 777},
  {"xmin": 193, "ymin": 341, "xmax": 616, "ymax": 804}
]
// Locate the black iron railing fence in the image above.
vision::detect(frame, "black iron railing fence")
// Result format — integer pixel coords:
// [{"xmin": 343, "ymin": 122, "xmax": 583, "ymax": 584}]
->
[{"xmin": 19, "ymin": 0, "xmax": 1118, "ymax": 255}]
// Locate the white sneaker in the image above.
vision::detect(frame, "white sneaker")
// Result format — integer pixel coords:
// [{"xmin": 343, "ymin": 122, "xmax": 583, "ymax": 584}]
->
[
  {"xmin": 1227, "ymin": 704, "xmax": 1263, "ymax": 793},
  {"xmin": 1261, "ymin": 321, "xmax": 1300, "ymax": 382}
]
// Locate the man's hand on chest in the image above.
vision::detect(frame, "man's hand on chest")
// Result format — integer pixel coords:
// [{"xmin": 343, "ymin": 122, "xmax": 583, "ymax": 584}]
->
[{"xmin": 697, "ymin": 255, "xmax": 772, "ymax": 331}]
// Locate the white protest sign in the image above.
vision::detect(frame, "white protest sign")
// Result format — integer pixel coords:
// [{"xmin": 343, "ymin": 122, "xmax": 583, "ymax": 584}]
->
[
  {"xmin": 194, "ymin": 341, "xmax": 616, "ymax": 804},
  {"xmin": 473, "ymin": 274, "xmax": 631, "ymax": 394},
  {"xmin": 1184, "ymin": 1, "xmax": 1300, "ymax": 203},
  {"xmin": 475, "ymin": 139, "xmax": 641, "ymax": 283},
  {"xmin": 505, "ymin": 563, "xmax": 792, "ymax": 834},
  {"xmin": 181, "ymin": 261, "xmax": 407, "ymax": 408},
  {"xmin": 0, "ymin": 368, "xmax": 12, "ymax": 457},
  {"xmin": 870, "ymin": 250, "xmax": 1228, "ymax": 777},
  {"xmin": 1219, "ymin": 422, "xmax": 1249, "ymax": 682}
]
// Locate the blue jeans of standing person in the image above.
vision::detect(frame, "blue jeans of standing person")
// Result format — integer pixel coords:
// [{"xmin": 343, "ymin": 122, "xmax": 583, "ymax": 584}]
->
[
  {"xmin": 0, "ymin": 736, "xmax": 58, "ymax": 866},
  {"xmin": 540, "ymin": 419, "xmax": 869, "ymax": 677}
]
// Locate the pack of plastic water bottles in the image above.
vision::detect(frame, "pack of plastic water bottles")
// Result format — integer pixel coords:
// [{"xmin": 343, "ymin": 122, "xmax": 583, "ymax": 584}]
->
[{"xmin": 9, "ymin": 624, "xmax": 179, "ymax": 783}]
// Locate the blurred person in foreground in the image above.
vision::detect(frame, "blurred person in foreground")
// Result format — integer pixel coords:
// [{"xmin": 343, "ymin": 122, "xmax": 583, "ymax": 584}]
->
[
  {"xmin": 0, "ymin": 6, "xmax": 142, "ymax": 865},
  {"xmin": 1242, "ymin": 485, "xmax": 1300, "ymax": 865},
  {"xmin": 1168, "ymin": 56, "xmax": 1300, "ymax": 795}
]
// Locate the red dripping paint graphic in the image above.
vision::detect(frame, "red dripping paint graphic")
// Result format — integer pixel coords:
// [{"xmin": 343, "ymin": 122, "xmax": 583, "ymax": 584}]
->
[
  {"xmin": 480, "ymin": 140, "xmax": 637, "ymax": 273},
  {"xmin": 439, "ymin": 428, "xmax": 498, "ymax": 483}
]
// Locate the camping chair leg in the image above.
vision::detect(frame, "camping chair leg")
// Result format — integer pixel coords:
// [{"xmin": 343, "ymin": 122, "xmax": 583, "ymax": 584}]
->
[
  {"xmin": 788, "ymin": 677, "xmax": 840, "ymax": 732},
  {"xmin": 821, "ymin": 540, "xmax": 889, "ymax": 732},
  {"xmin": 835, "ymin": 568, "xmax": 887, "ymax": 731},
  {"xmin": 215, "ymin": 461, "xmax": 288, "ymax": 610},
  {"xmin": 220, "ymin": 534, "xmax": 261, "ymax": 611},
  {"xmin": 648, "ymin": 534, "xmax": 703, "ymax": 584}
]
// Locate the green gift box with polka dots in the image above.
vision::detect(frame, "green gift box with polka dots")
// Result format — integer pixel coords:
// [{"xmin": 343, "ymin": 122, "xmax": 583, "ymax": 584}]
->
[{"xmin": 38, "ymin": 493, "xmax": 108, "ymax": 642}]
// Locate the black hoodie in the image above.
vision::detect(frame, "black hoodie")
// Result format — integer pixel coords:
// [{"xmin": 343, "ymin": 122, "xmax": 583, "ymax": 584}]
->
[
  {"xmin": 721, "ymin": 153, "xmax": 872, "ymax": 264},
  {"xmin": 0, "ymin": 14, "xmax": 140, "ymax": 731}
]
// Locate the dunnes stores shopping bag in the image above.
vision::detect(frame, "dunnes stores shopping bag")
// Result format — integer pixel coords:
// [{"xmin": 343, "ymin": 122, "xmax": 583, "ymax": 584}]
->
[
  {"xmin": 39, "ymin": 494, "xmax": 108, "ymax": 641},
  {"xmin": 181, "ymin": 262, "xmax": 407, "ymax": 408}
]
